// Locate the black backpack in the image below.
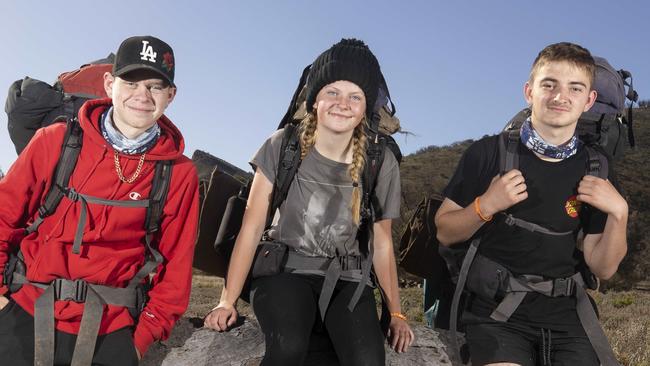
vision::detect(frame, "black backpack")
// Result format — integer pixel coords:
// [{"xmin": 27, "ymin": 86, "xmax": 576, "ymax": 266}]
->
[{"xmin": 5, "ymin": 54, "xmax": 114, "ymax": 155}]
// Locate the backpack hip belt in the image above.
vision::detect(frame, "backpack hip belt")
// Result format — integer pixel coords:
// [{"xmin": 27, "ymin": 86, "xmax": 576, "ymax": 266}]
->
[
  {"xmin": 464, "ymin": 255, "xmax": 619, "ymax": 365},
  {"xmin": 283, "ymin": 249, "xmax": 370, "ymax": 320},
  {"xmin": 452, "ymin": 233, "xmax": 620, "ymax": 365},
  {"xmin": 9, "ymin": 188, "xmax": 164, "ymax": 366}
]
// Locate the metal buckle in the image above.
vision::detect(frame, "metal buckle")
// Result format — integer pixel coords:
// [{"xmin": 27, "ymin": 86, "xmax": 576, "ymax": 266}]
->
[
  {"xmin": 53, "ymin": 279, "xmax": 88, "ymax": 302},
  {"xmin": 551, "ymin": 277, "xmax": 574, "ymax": 297}
]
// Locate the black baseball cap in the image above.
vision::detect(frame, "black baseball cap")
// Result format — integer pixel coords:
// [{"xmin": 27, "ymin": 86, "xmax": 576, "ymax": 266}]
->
[{"xmin": 113, "ymin": 35, "xmax": 175, "ymax": 87}]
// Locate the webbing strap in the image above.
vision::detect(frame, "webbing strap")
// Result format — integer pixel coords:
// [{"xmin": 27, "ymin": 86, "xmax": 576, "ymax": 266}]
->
[
  {"xmin": 346, "ymin": 137, "xmax": 384, "ymax": 313},
  {"xmin": 490, "ymin": 291, "xmax": 527, "ymax": 322},
  {"xmin": 31, "ymin": 277, "xmax": 138, "ymax": 366},
  {"xmin": 65, "ymin": 188, "xmax": 150, "ymax": 255},
  {"xmin": 284, "ymin": 251, "xmax": 365, "ymax": 320},
  {"xmin": 585, "ymin": 145, "xmax": 608, "ymax": 179},
  {"xmin": 267, "ymin": 124, "xmax": 301, "ymax": 229},
  {"xmin": 449, "ymin": 238, "xmax": 481, "ymax": 361},
  {"xmin": 26, "ymin": 119, "xmax": 83, "ymax": 235},
  {"xmin": 490, "ymin": 274, "xmax": 568, "ymax": 322},
  {"xmin": 486, "ymin": 272, "xmax": 620, "ymax": 365},
  {"xmin": 502, "ymin": 214, "xmax": 574, "ymax": 236},
  {"xmin": 499, "ymin": 129, "xmax": 520, "ymax": 174},
  {"xmin": 573, "ymin": 274, "xmax": 621, "ymax": 366},
  {"xmin": 70, "ymin": 288, "xmax": 104, "ymax": 366},
  {"xmin": 144, "ymin": 161, "xmax": 173, "ymax": 234},
  {"xmin": 34, "ymin": 285, "xmax": 55, "ymax": 366},
  {"xmin": 348, "ymin": 227, "xmax": 374, "ymax": 313},
  {"xmin": 126, "ymin": 232, "xmax": 164, "ymax": 290},
  {"xmin": 318, "ymin": 259, "xmax": 343, "ymax": 320}
]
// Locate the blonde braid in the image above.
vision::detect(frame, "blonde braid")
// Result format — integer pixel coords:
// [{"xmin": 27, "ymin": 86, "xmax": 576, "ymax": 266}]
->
[
  {"xmin": 299, "ymin": 112, "xmax": 318, "ymax": 160},
  {"xmin": 348, "ymin": 119, "xmax": 367, "ymax": 226}
]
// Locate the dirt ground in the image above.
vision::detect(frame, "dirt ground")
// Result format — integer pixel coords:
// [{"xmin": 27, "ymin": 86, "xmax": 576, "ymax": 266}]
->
[{"xmin": 175, "ymin": 275, "xmax": 649, "ymax": 366}]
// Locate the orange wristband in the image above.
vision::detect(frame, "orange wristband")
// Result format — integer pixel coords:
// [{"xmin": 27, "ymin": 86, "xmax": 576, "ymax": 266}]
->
[
  {"xmin": 390, "ymin": 312, "xmax": 408, "ymax": 321},
  {"xmin": 474, "ymin": 197, "xmax": 493, "ymax": 222}
]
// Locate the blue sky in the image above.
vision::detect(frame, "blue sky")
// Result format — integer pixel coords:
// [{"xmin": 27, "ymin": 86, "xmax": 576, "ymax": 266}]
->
[{"xmin": 0, "ymin": 1, "xmax": 648, "ymax": 173}]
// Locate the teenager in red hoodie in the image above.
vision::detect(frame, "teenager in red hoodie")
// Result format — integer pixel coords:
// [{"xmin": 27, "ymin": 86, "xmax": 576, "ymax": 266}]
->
[{"xmin": 0, "ymin": 35, "xmax": 199, "ymax": 365}]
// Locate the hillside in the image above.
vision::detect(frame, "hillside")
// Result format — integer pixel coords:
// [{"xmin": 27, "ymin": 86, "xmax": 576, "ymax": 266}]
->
[{"xmin": 397, "ymin": 107, "xmax": 650, "ymax": 288}]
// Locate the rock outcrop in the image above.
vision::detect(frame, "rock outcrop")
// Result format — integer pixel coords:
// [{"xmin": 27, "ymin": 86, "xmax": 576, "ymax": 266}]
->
[{"xmin": 141, "ymin": 317, "xmax": 466, "ymax": 366}]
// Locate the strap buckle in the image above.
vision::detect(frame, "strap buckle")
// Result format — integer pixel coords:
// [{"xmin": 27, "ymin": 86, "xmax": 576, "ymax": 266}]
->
[
  {"xmin": 551, "ymin": 277, "xmax": 575, "ymax": 297},
  {"xmin": 53, "ymin": 278, "xmax": 89, "ymax": 302},
  {"xmin": 338, "ymin": 256, "xmax": 362, "ymax": 271}
]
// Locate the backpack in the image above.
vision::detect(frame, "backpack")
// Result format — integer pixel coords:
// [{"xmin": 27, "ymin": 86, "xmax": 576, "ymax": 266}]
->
[
  {"xmin": 504, "ymin": 56, "xmax": 639, "ymax": 160},
  {"xmin": 397, "ymin": 195, "xmax": 446, "ymax": 281},
  {"xmin": 2, "ymin": 117, "xmax": 173, "ymax": 366},
  {"xmin": 192, "ymin": 150, "xmax": 252, "ymax": 277},
  {"xmin": 5, "ymin": 54, "xmax": 114, "ymax": 155}
]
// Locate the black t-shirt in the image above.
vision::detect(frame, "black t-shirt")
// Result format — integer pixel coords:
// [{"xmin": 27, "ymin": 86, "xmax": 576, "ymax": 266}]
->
[{"xmin": 443, "ymin": 134, "xmax": 610, "ymax": 332}]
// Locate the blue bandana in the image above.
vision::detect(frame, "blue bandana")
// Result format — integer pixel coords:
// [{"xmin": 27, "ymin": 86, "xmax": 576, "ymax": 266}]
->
[
  {"xmin": 520, "ymin": 118, "xmax": 581, "ymax": 160},
  {"xmin": 100, "ymin": 107, "xmax": 160, "ymax": 155}
]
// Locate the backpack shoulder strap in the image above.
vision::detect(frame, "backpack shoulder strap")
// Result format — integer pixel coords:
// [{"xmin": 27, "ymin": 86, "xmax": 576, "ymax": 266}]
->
[
  {"xmin": 26, "ymin": 119, "xmax": 83, "ymax": 234},
  {"xmin": 143, "ymin": 160, "xmax": 174, "ymax": 234},
  {"xmin": 362, "ymin": 134, "xmax": 387, "ymax": 218},
  {"xmin": 584, "ymin": 145, "xmax": 608, "ymax": 179},
  {"xmin": 266, "ymin": 124, "xmax": 302, "ymax": 228},
  {"xmin": 498, "ymin": 129, "xmax": 520, "ymax": 175},
  {"xmin": 126, "ymin": 159, "xmax": 173, "ymax": 291}
]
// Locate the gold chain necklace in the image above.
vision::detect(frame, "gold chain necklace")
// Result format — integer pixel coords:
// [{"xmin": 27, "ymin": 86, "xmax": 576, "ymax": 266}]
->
[{"xmin": 114, "ymin": 150, "xmax": 146, "ymax": 184}]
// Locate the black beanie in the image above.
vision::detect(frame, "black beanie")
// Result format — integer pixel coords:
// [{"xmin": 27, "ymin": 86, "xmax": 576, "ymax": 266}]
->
[{"xmin": 305, "ymin": 39, "xmax": 381, "ymax": 119}]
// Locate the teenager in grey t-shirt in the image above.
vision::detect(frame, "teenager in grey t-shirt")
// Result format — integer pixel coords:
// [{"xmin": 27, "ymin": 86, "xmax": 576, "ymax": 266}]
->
[{"xmin": 204, "ymin": 38, "xmax": 414, "ymax": 362}]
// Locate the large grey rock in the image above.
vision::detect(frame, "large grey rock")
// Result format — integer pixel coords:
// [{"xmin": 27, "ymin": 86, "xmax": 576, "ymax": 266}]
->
[{"xmin": 148, "ymin": 318, "xmax": 466, "ymax": 366}]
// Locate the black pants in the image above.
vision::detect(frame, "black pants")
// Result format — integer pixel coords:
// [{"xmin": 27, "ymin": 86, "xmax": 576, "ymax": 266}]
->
[
  {"xmin": 0, "ymin": 298, "xmax": 139, "ymax": 366},
  {"xmin": 251, "ymin": 273, "xmax": 385, "ymax": 366}
]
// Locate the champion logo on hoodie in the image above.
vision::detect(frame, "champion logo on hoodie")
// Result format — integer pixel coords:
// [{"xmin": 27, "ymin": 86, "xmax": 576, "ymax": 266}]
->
[{"xmin": 129, "ymin": 191, "xmax": 142, "ymax": 200}]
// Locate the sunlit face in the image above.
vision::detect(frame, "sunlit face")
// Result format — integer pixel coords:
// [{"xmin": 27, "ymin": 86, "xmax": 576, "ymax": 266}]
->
[
  {"xmin": 103, "ymin": 69, "xmax": 176, "ymax": 138},
  {"xmin": 313, "ymin": 80, "xmax": 366, "ymax": 135},
  {"xmin": 524, "ymin": 60, "xmax": 596, "ymax": 133}
]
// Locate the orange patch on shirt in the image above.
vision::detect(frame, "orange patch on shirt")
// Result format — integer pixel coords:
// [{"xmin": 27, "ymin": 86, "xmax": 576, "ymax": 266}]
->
[{"xmin": 565, "ymin": 195, "xmax": 582, "ymax": 218}]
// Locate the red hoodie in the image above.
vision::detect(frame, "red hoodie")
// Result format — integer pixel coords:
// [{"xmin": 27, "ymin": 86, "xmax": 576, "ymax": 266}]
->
[{"xmin": 0, "ymin": 98, "xmax": 199, "ymax": 355}]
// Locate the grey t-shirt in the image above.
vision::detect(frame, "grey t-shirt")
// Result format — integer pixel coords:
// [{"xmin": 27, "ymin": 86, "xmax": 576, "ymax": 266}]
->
[{"xmin": 251, "ymin": 129, "xmax": 401, "ymax": 258}]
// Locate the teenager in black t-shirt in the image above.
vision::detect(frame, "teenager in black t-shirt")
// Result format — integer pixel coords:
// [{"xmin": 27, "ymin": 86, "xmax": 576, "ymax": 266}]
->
[{"xmin": 435, "ymin": 43, "xmax": 628, "ymax": 365}]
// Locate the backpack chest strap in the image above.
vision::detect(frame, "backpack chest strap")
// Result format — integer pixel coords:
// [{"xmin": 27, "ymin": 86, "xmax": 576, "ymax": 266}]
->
[
  {"xmin": 502, "ymin": 214, "xmax": 574, "ymax": 236},
  {"xmin": 64, "ymin": 188, "xmax": 150, "ymax": 255}
]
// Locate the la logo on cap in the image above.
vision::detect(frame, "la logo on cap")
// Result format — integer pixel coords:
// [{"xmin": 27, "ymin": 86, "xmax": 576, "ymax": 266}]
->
[{"xmin": 139, "ymin": 40, "xmax": 157, "ymax": 63}]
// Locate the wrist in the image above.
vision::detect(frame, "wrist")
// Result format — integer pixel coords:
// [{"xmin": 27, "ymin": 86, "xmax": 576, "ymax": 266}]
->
[
  {"xmin": 217, "ymin": 299, "xmax": 236, "ymax": 309},
  {"xmin": 474, "ymin": 196, "xmax": 493, "ymax": 222},
  {"xmin": 390, "ymin": 312, "xmax": 407, "ymax": 321}
]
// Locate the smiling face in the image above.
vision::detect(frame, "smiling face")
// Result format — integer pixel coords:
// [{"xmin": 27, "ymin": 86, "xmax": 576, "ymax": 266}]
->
[
  {"xmin": 103, "ymin": 69, "xmax": 176, "ymax": 138},
  {"xmin": 312, "ymin": 80, "xmax": 366, "ymax": 136},
  {"xmin": 524, "ymin": 60, "xmax": 597, "ymax": 141}
]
